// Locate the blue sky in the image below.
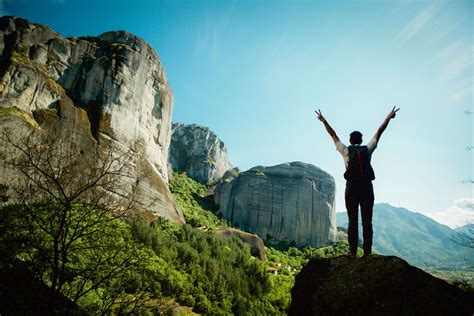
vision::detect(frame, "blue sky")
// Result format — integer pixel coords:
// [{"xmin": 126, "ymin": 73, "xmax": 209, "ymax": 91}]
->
[{"xmin": 3, "ymin": 0, "xmax": 473, "ymax": 225}]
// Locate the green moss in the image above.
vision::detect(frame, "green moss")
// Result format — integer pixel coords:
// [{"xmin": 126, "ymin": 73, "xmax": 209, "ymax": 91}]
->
[
  {"xmin": 32, "ymin": 108, "xmax": 58, "ymax": 125},
  {"xmin": 10, "ymin": 50, "xmax": 65, "ymax": 97},
  {"xmin": 110, "ymin": 42, "xmax": 134, "ymax": 52},
  {"xmin": 0, "ymin": 107, "xmax": 39, "ymax": 127},
  {"xmin": 203, "ymin": 158, "xmax": 216, "ymax": 165}
]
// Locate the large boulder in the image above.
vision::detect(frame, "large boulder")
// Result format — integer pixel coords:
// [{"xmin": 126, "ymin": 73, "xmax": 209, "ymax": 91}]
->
[
  {"xmin": 0, "ymin": 16, "xmax": 184, "ymax": 223},
  {"xmin": 289, "ymin": 255, "xmax": 474, "ymax": 316},
  {"xmin": 169, "ymin": 123, "xmax": 232, "ymax": 184},
  {"xmin": 213, "ymin": 227, "xmax": 266, "ymax": 261},
  {"xmin": 214, "ymin": 162, "xmax": 337, "ymax": 247}
]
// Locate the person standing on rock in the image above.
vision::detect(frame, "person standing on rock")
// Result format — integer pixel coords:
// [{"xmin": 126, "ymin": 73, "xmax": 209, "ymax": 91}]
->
[{"xmin": 315, "ymin": 107, "xmax": 399, "ymax": 258}]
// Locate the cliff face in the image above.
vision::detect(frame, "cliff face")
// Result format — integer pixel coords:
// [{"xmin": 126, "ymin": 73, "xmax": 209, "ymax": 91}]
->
[
  {"xmin": 289, "ymin": 256, "xmax": 474, "ymax": 316},
  {"xmin": 0, "ymin": 16, "xmax": 184, "ymax": 223},
  {"xmin": 169, "ymin": 123, "xmax": 232, "ymax": 184},
  {"xmin": 214, "ymin": 162, "xmax": 337, "ymax": 247}
]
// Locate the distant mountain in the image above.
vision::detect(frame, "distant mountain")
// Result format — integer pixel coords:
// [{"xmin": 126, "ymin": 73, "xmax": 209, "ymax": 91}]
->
[
  {"xmin": 452, "ymin": 224, "xmax": 474, "ymax": 248},
  {"xmin": 336, "ymin": 203, "xmax": 474, "ymax": 269},
  {"xmin": 455, "ymin": 224, "xmax": 474, "ymax": 235}
]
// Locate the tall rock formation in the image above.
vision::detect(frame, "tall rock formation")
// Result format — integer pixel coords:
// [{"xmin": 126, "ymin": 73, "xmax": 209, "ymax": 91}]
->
[
  {"xmin": 0, "ymin": 16, "xmax": 184, "ymax": 223},
  {"xmin": 169, "ymin": 123, "xmax": 232, "ymax": 184},
  {"xmin": 214, "ymin": 162, "xmax": 337, "ymax": 247}
]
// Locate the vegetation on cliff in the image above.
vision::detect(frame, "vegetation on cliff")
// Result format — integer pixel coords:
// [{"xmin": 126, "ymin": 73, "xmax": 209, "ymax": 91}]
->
[
  {"xmin": 1, "ymin": 170, "xmax": 356, "ymax": 314},
  {"xmin": 169, "ymin": 172, "xmax": 223, "ymax": 229}
]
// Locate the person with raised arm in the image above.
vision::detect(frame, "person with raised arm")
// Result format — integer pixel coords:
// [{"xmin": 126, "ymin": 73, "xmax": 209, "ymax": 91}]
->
[{"xmin": 315, "ymin": 107, "xmax": 400, "ymax": 258}]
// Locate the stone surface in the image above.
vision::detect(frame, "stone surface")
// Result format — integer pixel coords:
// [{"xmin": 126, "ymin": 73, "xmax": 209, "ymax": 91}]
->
[
  {"xmin": 214, "ymin": 162, "xmax": 337, "ymax": 247},
  {"xmin": 335, "ymin": 226, "xmax": 348, "ymax": 242},
  {"xmin": 0, "ymin": 16, "xmax": 184, "ymax": 223},
  {"xmin": 213, "ymin": 227, "xmax": 266, "ymax": 261},
  {"xmin": 289, "ymin": 255, "xmax": 474, "ymax": 316},
  {"xmin": 169, "ymin": 123, "xmax": 232, "ymax": 184}
]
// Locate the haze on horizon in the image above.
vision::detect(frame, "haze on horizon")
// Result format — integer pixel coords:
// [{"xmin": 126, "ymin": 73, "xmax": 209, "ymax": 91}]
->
[{"xmin": 3, "ymin": 0, "xmax": 473, "ymax": 227}]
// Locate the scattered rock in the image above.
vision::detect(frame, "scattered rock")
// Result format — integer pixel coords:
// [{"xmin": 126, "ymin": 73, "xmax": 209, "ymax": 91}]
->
[{"xmin": 335, "ymin": 226, "xmax": 348, "ymax": 242}]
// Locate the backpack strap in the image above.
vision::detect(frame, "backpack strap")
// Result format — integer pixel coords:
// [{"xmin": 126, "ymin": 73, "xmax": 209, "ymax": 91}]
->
[
  {"xmin": 344, "ymin": 145, "xmax": 375, "ymax": 181},
  {"xmin": 356, "ymin": 148, "xmax": 364, "ymax": 177}
]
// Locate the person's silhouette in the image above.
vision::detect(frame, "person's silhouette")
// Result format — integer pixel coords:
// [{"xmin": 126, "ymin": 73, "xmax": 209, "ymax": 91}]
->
[{"xmin": 316, "ymin": 107, "xmax": 399, "ymax": 258}]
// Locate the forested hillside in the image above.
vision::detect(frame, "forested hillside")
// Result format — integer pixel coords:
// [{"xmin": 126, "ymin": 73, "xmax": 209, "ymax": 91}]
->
[{"xmin": 0, "ymin": 173, "xmax": 352, "ymax": 314}]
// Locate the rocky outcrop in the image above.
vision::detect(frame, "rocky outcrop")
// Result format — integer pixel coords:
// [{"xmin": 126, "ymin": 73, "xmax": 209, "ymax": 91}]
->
[
  {"xmin": 214, "ymin": 162, "xmax": 337, "ymax": 247},
  {"xmin": 213, "ymin": 227, "xmax": 266, "ymax": 261},
  {"xmin": 0, "ymin": 16, "xmax": 184, "ymax": 223},
  {"xmin": 335, "ymin": 226, "xmax": 348, "ymax": 242},
  {"xmin": 289, "ymin": 255, "xmax": 474, "ymax": 316},
  {"xmin": 169, "ymin": 123, "xmax": 232, "ymax": 184}
]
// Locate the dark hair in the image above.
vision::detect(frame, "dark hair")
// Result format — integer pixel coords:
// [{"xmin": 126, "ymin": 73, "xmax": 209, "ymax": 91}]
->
[{"xmin": 349, "ymin": 131, "xmax": 363, "ymax": 145}]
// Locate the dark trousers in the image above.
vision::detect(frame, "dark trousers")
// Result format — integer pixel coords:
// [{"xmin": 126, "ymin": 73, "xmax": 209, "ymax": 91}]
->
[{"xmin": 345, "ymin": 179, "xmax": 374, "ymax": 256}]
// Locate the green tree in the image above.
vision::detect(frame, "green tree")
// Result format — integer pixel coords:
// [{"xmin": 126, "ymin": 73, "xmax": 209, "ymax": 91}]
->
[{"xmin": 0, "ymin": 126, "xmax": 143, "ymax": 314}]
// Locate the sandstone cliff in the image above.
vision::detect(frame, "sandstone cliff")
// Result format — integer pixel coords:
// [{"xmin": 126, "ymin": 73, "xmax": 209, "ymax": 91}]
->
[
  {"xmin": 214, "ymin": 162, "xmax": 337, "ymax": 247},
  {"xmin": 0, "ymin": 16, "xmax": 184, "ymax": 223},
  {"xmin": 169, "ymin": 123, "xmax": 232, "ymax": 184},
  {"xmin": 289, "ymin": 255, "xmax": 474, "ymax": 316}
]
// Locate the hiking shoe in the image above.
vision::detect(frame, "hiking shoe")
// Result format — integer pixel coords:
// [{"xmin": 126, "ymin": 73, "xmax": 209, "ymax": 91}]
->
[{"xmin": 345, "ymin": 252, "xmax": 357, "ymax": 259}]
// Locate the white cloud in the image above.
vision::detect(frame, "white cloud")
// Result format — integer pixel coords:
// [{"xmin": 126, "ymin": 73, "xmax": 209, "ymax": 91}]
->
[
  {"xmin": 193, "ymin": 2, "xmax": 235, "ymax": 59},
  {"xmin": 448, "ymin": 84, "xmax": 473, "ymax": 105},
  {"xmin": 426, "ymin": 197, "xmax": 474, "ymax": 228},
  {"xmin": 434, "ymin": 39, "xmax": 473, "ymax": 82},
  {"xmin": 430, "ymin": 38, "xmax": 473, "ymax": 103},
  {"xmin": 396, "ymin": 0, "xmax": 444, "ymax": 42}
]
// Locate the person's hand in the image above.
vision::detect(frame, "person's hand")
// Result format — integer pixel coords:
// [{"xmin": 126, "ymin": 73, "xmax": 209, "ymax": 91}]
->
[
  {"xmin": 386, "ymin": 106, "xmax": 400, "ymax": 120},
  {"xmin": 315, "ymin": 109, "xmax": 326, "ymax": 123}
]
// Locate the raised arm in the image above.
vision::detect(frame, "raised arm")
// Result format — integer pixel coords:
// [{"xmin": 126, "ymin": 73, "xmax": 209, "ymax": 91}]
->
[
  {"xmin": 315, "ymin": 109, "xmax": 340, "ymax": 145},
  {"xmin": 374, "ymin": 106, "xmax": 400, "ymax": 142}
]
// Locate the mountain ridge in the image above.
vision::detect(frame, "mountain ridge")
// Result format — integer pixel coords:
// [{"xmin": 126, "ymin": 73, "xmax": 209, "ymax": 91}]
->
[{"xmin": 336, "ymin": 203, "xmax": 474, "ymax": 269}]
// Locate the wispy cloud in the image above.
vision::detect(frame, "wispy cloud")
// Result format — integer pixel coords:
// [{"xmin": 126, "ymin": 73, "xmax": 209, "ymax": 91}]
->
[
  {"xmin": 437, "ymin": 40, "xmax": 473, "ymax": 82},
  {"xmin": 396, "ymin": 0, "xmax": 444, "ymax": 42},
  {"xmin": 431, "ymin": 38, "xmax": 473, "ymax": 93},
  {"xmin": 427, "ymin": 197, "xmax": 474, "ymax": 228},
  {"xmin": 194, "ymin": 1, "xmax": 236, "ymax": 59},
  {"xmin": 448, "ymin": 83, "xmax": 473, "ymax": 105}
]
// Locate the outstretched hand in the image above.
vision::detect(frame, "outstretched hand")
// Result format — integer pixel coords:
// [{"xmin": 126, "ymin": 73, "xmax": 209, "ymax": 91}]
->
[
  {"xmin": 315, "ymin": 109, "xmax": 326, "ymax": 123},
  {"xmin": 386, "ymin": 106, "xmax": 400, "ymax": 120}
]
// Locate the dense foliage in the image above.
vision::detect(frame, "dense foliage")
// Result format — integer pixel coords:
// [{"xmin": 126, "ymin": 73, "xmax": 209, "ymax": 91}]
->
[
  {"xmin": 169, "ymin": 172, "xmax": 224, "ymax": 229},
  {"xmin": 131, "ymin": 219, "xmax": 279, "ymax": 315},
  {"xmin": 167, "ymin": 173, "xmax": 358, "ymax": 313},
  {"xmin": 0, "ymin": 172, "xmax": 367, "ymax": 314},
  {"xmin": 0, "ymin": 200, "xmax": 153, "ymax": 314}
]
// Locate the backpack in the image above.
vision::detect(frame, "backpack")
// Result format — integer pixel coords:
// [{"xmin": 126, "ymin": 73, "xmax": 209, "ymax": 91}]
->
[{"xmin": 343, "ymin": 145, "xmax": 375, "ymax": 181}]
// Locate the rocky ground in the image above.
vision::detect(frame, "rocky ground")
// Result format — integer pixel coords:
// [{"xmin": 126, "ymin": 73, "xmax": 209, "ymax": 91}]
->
[{"xmin": 289, "ymin": 255, "xmax": 474, "ymax": 316}]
